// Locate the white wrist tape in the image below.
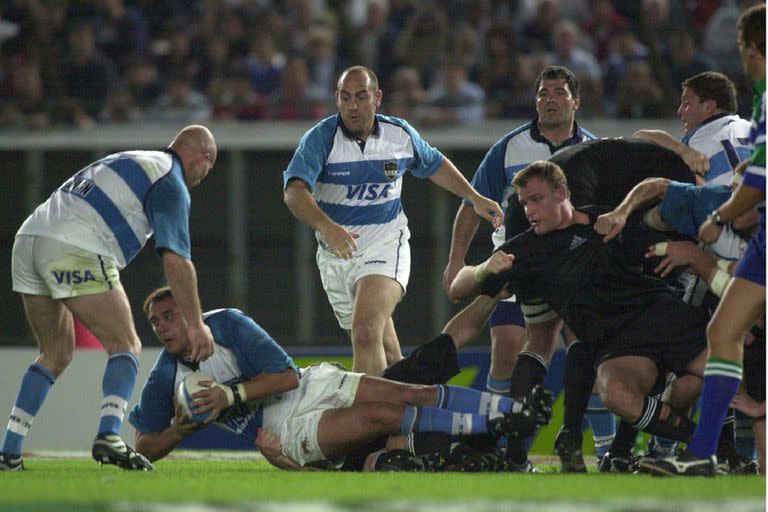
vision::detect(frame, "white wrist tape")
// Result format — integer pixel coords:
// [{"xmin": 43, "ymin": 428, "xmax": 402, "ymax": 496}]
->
[
  {"xmin": 717, "ymin": 259, "xmax": 731, "ymax": 272},
  {"xmin": 709, "ymin": 268, "xmax": 733, "ymax": 298},
  {"xmin": 213, "ymin": 383, "xmax": 235, "ymax": 406},
  {"xmin": 653, "ymin": 242, "xmax": 668, "ymax": 256}
]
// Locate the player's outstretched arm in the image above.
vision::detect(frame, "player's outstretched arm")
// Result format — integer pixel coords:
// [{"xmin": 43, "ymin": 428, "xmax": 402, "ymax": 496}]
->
[
  {"xmin": 135, "ymin": 404, "xmax": 206, "ymax": 462},
  {"xmin": 443, "ymin": 203, "xmax": 483, "ymax": 297},
  {"xmin": 162, "ymin": 250, "xmax": 214, "ymax": 363},
  {"xmin": 449, "ymin": 251, "xmax": 515, "ymax": 301},
  {"xmin": 595, "ymin": 178, "xmax": 671, "ymax": 242},
  {"xmin": 428, "ymin": 158, "xmax": 503, "ymax": 228},
  {"xmin": 284, "ymin": 179, "xmax": 359, "ymax": 259},
  {"xmin": 633, "ymin": 129, "xmax": 709, "ymax": 177},
  {"xmin": 442, "ymin": 287, "xmax": 511, "ymax": 351}
]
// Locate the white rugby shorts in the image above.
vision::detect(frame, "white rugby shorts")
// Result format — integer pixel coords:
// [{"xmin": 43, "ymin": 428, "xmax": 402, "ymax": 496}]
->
[
  {"xmin": 262, "ymin": 362, "xmax": 363, "ymax": 467},
  {"xmin": 316, "ymin": 228, "xmax": 410, "ymax": 329},
  {"xmin": 12, "ymin": 235, "xmax": 121, "ymax": 299}
]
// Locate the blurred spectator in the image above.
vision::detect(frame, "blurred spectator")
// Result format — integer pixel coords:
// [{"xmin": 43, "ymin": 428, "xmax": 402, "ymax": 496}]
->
[
  {"xmin": 210, "ymin": 65, "xmax": 266, "ymax": 121},
  {"xmin": 478, "ymin": 23, "xmax": 527, "ymax": 119},
  {"xmin": 198, "ymin": 34, "xmax": 231, "ymax": 94},
  {"xmin": 602, "ymin": 28, "xmax": 649, "ymax": 105},
  {"xmin": 551, "ymin": 20, "xmax": 602, "ymax": 99},
  {"xmin": 100, "ymin": 85, "xmax": 142, "ymax": 123},
  {"xmin": 665, "ymin": 31, "xmax": 717, "ymax": 90},
  {"xmin": 520, "ymin": 0, "xmax": 559, "ymax": 53},
  {"xmin": 394, "ymin": 3, "xmax": 449, "ymax": 88},
  {"xmin": 452, "ymin": 25, "xmax": 483, "ymax": 80},
  {"xmin": 385, "ymin": 65, "xmax": 427, "ymax": 120},
  {"xmin": 148, "ymin": 72, "xmax": 211, "ymax": 123},
  {"xmin": 614, "ymin": 60, "xmax": 670, "ymax": 119},
  {"xmin": 304, "ymin": 24, "xmax": 341, "ymax": 101},
  {"xmin": 92, "ymin": 0, "xmax": 150, "ymax": 67},
  {"xmin": 422, "ymin": 63, "xmax": 485, "ymax": 124},
  {"xmin": 245, "ymin": 32, "xmax": 285, "ymax": 96},
  {"xmin": 582, "ymin": 0, "xmax": 629, "ymax": 62},
  {"xmin": 350, "ymin": 0, "xmax": 390, "ymax": 68},
  {"xmin": 123, "ymin": 55, "xmax": 162, "ymax": 112},
  {"xmin": 641, "ymin": 0, "xmax": 688, "ymax": 55},
  {"xmin": 0, "ymin": 59, "xmax": 51, "ymax": 130},
  {"xmin": 268, "ymin": 55, "xmax": 329, "ymax": 120},
  {"xmin": 58, "ymin": 21, "xmax": 117, "ymax": 120},
  {"xmin": 152, "ymin": 18, "xmax": 200, "ymax": 84},
  {"xmin": 703, "ymin": 0, "xmax": 761, "ymax": 78},
  {"xmin": 680, "ymin": 0, "xmax": 721, "ymax": 41}
]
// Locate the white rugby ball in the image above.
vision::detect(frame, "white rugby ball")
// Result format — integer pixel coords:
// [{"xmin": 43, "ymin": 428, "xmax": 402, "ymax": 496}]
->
[{"xmin": 176, "ymin": 370, "xmax": 215, "ymax": 424}]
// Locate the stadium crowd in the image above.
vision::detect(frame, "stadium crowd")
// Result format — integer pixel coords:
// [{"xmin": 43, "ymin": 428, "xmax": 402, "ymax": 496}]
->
[{"xmin": 0, "ymin": 0, "xmax": 761, "ymax": 130}]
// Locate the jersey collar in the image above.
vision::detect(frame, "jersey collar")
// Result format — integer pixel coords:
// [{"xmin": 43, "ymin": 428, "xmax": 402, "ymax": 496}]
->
[
  {"xmin": 530, "ymin": 118, "xmax": 584, "ymax": 153},
  {"xmin": 337, "ymin": 114, "xmax": 381, "ymax": 141}
]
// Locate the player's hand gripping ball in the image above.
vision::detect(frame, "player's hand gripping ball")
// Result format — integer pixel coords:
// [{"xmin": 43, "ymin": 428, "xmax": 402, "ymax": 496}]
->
[{"xmin": 176, "ymin": 370, "xmax": 215, "ymax": 424}]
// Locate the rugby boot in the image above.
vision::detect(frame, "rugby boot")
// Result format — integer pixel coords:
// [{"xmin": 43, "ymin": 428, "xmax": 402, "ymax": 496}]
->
[
  {"xmin": 638, "ymin": 449, "xmax": 716, "ymax": 477},
  {"xmin": 0, "ymin": 452, "xmax": 23, "ymax": 471},
  {"xmin": 554, "ymin": 427, "xmax": 587, "ymax": 473},
  {"xmin": 92, "ymin": 433, "xmax": 154, "ymax": 471}
]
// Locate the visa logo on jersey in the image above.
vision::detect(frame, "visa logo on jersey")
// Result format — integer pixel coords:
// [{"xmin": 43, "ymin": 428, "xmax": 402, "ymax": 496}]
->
[
  {"xmin": 52, "ymin": 270, "xmax": 97, "ymax": 284},
  {"xmin": 346, "ymin": 183, "xmax": 392, "ymax": 200}
]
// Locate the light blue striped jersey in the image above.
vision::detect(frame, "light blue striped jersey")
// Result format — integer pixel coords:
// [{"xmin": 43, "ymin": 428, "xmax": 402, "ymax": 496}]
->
[
  {"xmin": 129, "ymin": 308, "xmax": 300, "ymax": 441},
  {"xmin": 468, "ymin": 120, "xmax": 596, "ymax": 247},
  {"xmin": 681, "ymin": 113, "xmax": 752, "ymax": 185},
  {"xmin": 17, "ymin": 150, "xmax": 191, "ymax": 268},
  {"xmin": 283, "ymin": 114, "xmax": 444, "ymax": 251}
]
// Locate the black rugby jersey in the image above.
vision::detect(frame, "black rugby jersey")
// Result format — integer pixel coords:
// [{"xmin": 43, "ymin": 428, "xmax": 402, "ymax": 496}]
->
[{"xmin": 485, "ymin": 207, "xmax": 673, "ymax": 346}]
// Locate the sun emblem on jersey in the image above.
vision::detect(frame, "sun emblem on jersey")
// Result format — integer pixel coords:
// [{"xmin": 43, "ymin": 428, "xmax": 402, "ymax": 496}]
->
[{"xmin": 383, "ymin": 161, "xmax": 399, "ymax": 181}]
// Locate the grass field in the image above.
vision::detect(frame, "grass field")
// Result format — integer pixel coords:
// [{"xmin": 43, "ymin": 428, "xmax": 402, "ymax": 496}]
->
[{"xmin": 1, "ymin": 452, "xmax": 764, "ymax": 512}]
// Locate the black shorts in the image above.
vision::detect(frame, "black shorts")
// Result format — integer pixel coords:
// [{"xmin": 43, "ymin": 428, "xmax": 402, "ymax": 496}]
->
[
  {"xmin": 744, "ymin": 328, "xmax": 765, "ymax": 402},
  {"xmin": 595, "ymin": 295, "xmax": 708, "ymax": 376}
]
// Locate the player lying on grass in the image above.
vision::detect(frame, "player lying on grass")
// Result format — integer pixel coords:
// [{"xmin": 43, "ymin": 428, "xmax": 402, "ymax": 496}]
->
[{"xmin": 129, "ymin": 286, "xmax": 552, "ymax": 469}]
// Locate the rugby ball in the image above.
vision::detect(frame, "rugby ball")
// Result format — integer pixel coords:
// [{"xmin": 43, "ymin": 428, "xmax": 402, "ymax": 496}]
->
[{"xmin": 176, "ymin": 370, "xmax": 215, "ymax": 424}]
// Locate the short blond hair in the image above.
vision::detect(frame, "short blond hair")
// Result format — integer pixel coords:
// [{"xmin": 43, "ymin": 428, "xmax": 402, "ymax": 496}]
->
[{"xmin": 512, "ymin": 160, "xmax": 569, "ymax": 197}]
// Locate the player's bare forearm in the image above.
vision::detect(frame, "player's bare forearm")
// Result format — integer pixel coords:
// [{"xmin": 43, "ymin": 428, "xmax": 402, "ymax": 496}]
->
[
  {"xmin": 284, "ymin": 179, "xmax": 332, "ymax": 231},
  {"xmin": 162, "ymin": 251, "xmax": 213, "ymax": 361},
  {"xmin": 241, "ymin": 369, "xmax": 300, "ymax": 402},
  {"xmin": 449, "ymin": 264, "xmax": 484, "ymax": 301},
  {"xmin": 135, "ymin": 426, "xmax": 189, "ymax": 462},
  {"xmin": 634, "ymin": 129, "xmax": 686, "ymax": 155},
  {"xmin": 444, "ymin": 204, "xmax": 483, "ymax": 295},
  {"xmin": 716, "ymin": 182, "xmax": 764, "ymax": 221},
  {"xmin": 442, "ymin": 294, "xmax": 501, "ymax": 350},
  {"xmin": 162, "ymin": 252, "xmax": 203, "ymax": 324}
]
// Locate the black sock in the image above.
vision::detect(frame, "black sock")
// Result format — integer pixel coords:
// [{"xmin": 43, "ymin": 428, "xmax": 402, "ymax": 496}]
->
[
  {"xmin": 634, "ymin": 397, "xmax": 695, "ymax": 442},
  {"xmin": 716, "ymin": 409, "xmax": 736, "ymax": 458},
  {"xmin": 409, "ymin": 432, "xmax": 454, "ymax": 458},
  {"xmin": 509, "ymin": 351, "xmax": 549, "ymax": 400},
  {"xmin": 380, "ymin": 333, "xmax": 459, "ymax": 384},
  {"xmin": 562, "ymin": 341, "xmax": 596, "ymax": 432},
  {"xmin": 609, "ymin": 419, "xmax": 638, "ymax": 458}
]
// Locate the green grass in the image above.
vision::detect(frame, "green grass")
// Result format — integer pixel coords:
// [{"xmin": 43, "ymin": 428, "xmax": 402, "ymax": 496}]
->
[{"xmin": 0, "ymin": 458, "xmax": 764, "ymax": 507}]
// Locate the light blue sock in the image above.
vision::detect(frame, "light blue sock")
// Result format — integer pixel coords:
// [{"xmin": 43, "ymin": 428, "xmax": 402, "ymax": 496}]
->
[
  {"xmin": 585, "ymin": 393, "xmax": 615, "ymax": 458},
  {"xmin": 98, "ymin": 351, "xmax": 139, "ymax": 435},
  {"xmin": 486, "ymin": 374, "xmax": 511, "ymax": 395},
  {"xmin": 435, "ymin": 385, "xmax": 516, "ymax": 415},
  {"xmin": 2, "ymin": 363, "xmax": 56, "ymax": 457},
  {"xmin": 400, "ymin": 406, "xmax": 489, "ymax": 436}
]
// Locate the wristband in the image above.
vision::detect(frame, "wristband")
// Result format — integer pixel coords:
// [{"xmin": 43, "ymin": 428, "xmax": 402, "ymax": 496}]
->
[
  {"xmin": 709, "ymin": 268, "xmax": 732, "ymax": 297},
  {"xmin": 717, "ymin": 259, "xmax": 732, "ymax": 272},
  {"xmin": 653, "ymin": 242, "xmax": 668, "ymax": 256},
  {"xmin": 230, "ymin": 383, "xmax": 246, "ymax": 404},
  {"xmin": 473, "ymin": 262, "xmax": 488, "ymax": 283}
]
